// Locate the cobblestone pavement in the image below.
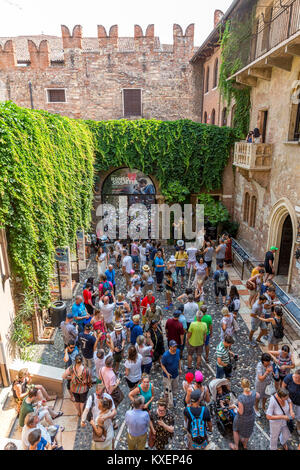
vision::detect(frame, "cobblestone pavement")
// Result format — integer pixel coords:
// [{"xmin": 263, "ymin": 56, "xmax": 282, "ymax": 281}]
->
[{"xmin": 33, "ymin": 248, "xmax": 300, "ymax": 451}]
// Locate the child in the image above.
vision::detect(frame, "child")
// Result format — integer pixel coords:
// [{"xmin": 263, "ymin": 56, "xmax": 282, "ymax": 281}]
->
[
  {"xmin": 164, "ymin": 270, "xmax": 175, "ymax": 310},
  {"xmin": 216, "ymin": 385, "xmax": 237, "ymax": 422},
  {"xmin": 167, "ymin": 255, "xmax": 177, "ymax": 285}
]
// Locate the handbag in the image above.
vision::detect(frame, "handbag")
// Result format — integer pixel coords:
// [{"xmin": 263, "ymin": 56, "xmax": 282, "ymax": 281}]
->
[
  {"xmin": 111, "ymin": 386, "xmax": 124, "ymax": 407},
  {"xmin": 274, "ymin": 395, "xmax": 295, "ymax": 434},
  {"xmin": 246, "ymin": 279, "xmax": 256, "ymax": 291},
  {"xmin": 265, "ymin": 382, "xmax": 276, "ymax": 396}
]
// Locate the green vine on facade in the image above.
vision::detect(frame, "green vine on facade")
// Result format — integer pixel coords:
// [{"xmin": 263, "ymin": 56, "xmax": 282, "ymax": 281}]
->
[
  {"xmin": 218, "ymin": 7, "xmax": 256, "ymax": 138},
  {"xmin": 0, "ymin": 102, "xmax": 237, "ymax": 310}
]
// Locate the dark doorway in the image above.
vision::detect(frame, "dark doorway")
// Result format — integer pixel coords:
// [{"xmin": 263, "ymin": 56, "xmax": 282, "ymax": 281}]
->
[
  {"xmin": 277, "ymin": 215, "xmax": 293, "ymax": 276},
  {"xmin": 262, "ymin": 110, "xmax": 268, "ymax": 143}
]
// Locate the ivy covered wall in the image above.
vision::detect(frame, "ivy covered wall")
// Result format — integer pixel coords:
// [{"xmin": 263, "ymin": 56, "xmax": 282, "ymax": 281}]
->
[{"xmin": 0, "ymin": 102, "xmax": 237, "ymax": 306}]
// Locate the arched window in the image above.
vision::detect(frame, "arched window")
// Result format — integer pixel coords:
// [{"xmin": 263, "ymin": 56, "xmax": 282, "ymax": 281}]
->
[
  {"xmin": 204, "ymin": 111, "xmax": 208, "ymax": 124},
  {"xmin": 205, "ymin": 67, "xmax": 210, "ymax": 93},
  {"xmin": 250, "ymin": 196, "xmax": 257, "ymax": 227},
  {"xmin": 211, "ymin": 109, "xmax": 216, "ymax": 125},
  {"xmin": 213, "ymin": 59, "xmax": 218, "ymax": 88},
  {"xmin": 221, "ymin": 107, "xmax": 227, "ymax": 126},
  {"xmin": 243, "ymin": 192, "xmax": 250, "ymax": 223}
]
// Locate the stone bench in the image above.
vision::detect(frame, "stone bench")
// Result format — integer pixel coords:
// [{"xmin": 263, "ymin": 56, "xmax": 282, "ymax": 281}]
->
[{"xmin": 9, "ymin": 360, "xmax": 64, "ymax": 398}]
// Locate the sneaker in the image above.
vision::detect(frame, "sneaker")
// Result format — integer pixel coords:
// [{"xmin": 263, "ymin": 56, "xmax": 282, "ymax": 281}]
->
[{"xmin": 254, "ymin": 408, "xmax": 261, "ymax": 418}]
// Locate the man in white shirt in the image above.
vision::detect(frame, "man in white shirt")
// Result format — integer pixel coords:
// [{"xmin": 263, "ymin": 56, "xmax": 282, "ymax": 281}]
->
[
  {"xmin": 93, "ymin": 349, "xmax": 113, "ymax": 380},
  {"xmin": 22, "ymin": 412, "xmax": 63, "ymax": 450},
  {"xmin": 99, "ymin": 294, "xmax": 115, "ymax": 331},
  {"xmin": 122, "ymin": 249, "xmax": 133, "ymax": 289},
  {"xmin": 81, "ymin": 384, "xmax": 116, "ymax": 428},
  {"xmin": 186, "ymin": 246, "xmax": 198, "ymax": 270}
]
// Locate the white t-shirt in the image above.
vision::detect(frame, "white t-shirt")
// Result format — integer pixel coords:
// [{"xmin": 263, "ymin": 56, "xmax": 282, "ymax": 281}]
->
[
  {"xmin": 22, "ymin": 423, "xmax": 51, "ymax": 450},
  {"xmin": 187, "ymin": 247, "xmax": 197, "ymax": 262},
  {"xmin": 125, "ymin": 353, "xmax": 143, "ymax": 383},
  {"xmin": 123, "ymin": 255, "xmax": 133, "ymax": 274},
  {"xmin": 136, "ymin": 344, "xmax": 153, "ymax": 365},
  {"xmin": 82, "ymin": 391, "xmax": 115, "ymax": 422},
  {"xmin": 94, "ymin": 350, "xmax": 112, "ymax": 379},
  {"xmin": 99, "ymin": 301, "xmax": 115, "ymax": 324},
  {"xmin": 139, "ymin": 246, "xmax": 146, "ymax": 259}
]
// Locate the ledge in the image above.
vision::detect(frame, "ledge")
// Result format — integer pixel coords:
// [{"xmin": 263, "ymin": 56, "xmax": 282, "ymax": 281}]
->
[{"xmin": 283, "ymin": 141, "xmax": 300, "ymax": 145}]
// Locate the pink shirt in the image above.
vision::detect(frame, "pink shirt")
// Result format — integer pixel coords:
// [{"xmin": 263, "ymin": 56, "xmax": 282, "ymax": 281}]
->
[{"xmin": 100, "ymin": 366, "xmax": 117, "ymax": 394}]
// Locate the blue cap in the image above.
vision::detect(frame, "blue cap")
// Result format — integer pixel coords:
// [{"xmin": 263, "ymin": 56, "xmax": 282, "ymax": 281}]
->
[
  {"xmin": 169, "ymin": 340, "xmax": 178, "ymax": 347},
  {"xmin": 67, "ymin": 313, "xmax": 73, "ymax": 319}
]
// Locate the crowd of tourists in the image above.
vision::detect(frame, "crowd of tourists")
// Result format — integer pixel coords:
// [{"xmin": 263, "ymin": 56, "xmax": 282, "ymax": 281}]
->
[{"xmin": 10, "ymin": 235, "xmax": 300, "ymax": 451}]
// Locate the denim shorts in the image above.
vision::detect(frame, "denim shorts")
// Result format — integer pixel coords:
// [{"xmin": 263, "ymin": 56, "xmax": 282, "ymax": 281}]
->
[
  {"xmin": 131, "ymin": 255, "xmax": 139, "ymax": 264},
  {"xmin": 176, "ymin": 266, "xmax": 185, "ymax": 277}
]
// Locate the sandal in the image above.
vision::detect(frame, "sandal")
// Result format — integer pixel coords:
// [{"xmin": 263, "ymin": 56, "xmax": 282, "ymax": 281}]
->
[
  {"xmin": 229, "ymin": 443, "xmax": 237, "ymax": 451},
  {"xmin": 54, "ymin": 411, "xmax": 64, "ymax": 419}
]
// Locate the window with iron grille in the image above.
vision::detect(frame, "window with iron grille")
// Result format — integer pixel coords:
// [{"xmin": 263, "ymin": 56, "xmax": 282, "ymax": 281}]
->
[
  {"xmin": 123, "ymin": 89, "xmax": 142, "ymax": 117},
  {"xmin": 47, "ymin": 89, "xmax": 66, "ymax": 103}
]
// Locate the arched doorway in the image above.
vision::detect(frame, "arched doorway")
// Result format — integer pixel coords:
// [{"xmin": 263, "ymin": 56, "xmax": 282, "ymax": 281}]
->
[
  {"xmin": 101, "ymin": 167, "xmax": 157, "ymax": 239},
  {"xmin": 277, "ymin": 215, "xmax": 293, "ymax": 276}
]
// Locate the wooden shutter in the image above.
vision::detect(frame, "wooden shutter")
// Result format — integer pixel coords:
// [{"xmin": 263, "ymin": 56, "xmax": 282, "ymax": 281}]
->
[
  {"xmin": 48, "ymin": 89, "xmax": 66, "ymax": 102},
  {"xmin": 123, "ymin": 89, "xmax": 141, "ymax": 116}
]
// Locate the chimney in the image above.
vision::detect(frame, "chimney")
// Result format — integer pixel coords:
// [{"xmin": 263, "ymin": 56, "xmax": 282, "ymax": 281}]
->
[{"xmin": 214, "ymin": 9, "xmax": 224, "ymax": 28}]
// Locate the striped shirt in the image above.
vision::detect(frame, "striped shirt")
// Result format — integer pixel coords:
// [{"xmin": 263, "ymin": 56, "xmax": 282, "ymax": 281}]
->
[{"xmin": 216, "ymin": 341, "xmax": 230, "ymax": 366}]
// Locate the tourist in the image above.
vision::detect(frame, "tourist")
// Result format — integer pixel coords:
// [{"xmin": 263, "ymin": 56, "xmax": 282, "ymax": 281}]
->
[
  {"xmin": 136, "ymin": 334, "xmax": 154, "ymax": 374},
  {"xmin": 149, "ymin": 398, "xmax": 174, "ymax": 450},
  {"xmin": 78, "ymin": 323, "xmax": 97, "ymax": 382},
  {"xmin": 266, "ymin": 388, "xmax": 294, "ymax": 450},
  {"xmin": 27, "ymin": 428, "xmax": 61, "ymax": 451},
  {"xmin": 203, "ymin": 241, "xmax": 214, "ymax": 276},
  {"xmin": 213, "ymin": 263, "xmax": 229, "ymax": 305},
  {"xmin": 139, "ymin": 241, "xmax": 147, "ymax": 268},
  {"xmin": 125, "ymin": 396, "xmax": 150, "ymax": 450},
  {"xmin": 257, "ymin": 306, "xmax": 285, "ymax": 351},
  {"xmin": 215, "ymin": 238, "xmax": 227, "ymax": 267},
  {"xmin": 254, "ymin": 353, "xmax": 275, "ymax": 417},
  {"xmin": 99, "ymin": 294, "xmax": 115, "ymax": 332},
  {"xmin": 63, "ymin": 341, "xmax": 79, "ymax": 399},
  {"xmin": 115, "ymin": 292, "xmax": 131, "ymax": 323},
  {"xmin": 230, "ymin": 378, "xmax": 258, "ymax": 450},
  {"xmin": 99, "ymin": 274, "xmax": 114, "ymax": 301},
  {"xmin": 81, "ymin": 383, "xmax": 116, "ymax": 429},
  {"xmin": 187, "ymin": 312, "xmax": 207, "ymax": 370},
  {"xmin": 122, "ymin": 249, "xmax": 133, "ymax": 289},
  {"xmin": 164, "ymin": 270, "xmax": 175, "ymax": 309},
  {"xmin": 154, "ymin": 249, "xmax": 165, "ymax": 291},
  {"xmin": 12, "ymin": 368, "xmax": 54, "ymax": 414},
  {"xmin": 193, "ymin": 256, "xmax": 208, "ymax": 287},
  {"xmin": 216, "ymin": 335, "xmax": 236, "ymax": 379},
  {"xmin": 161, "ymin": 340, "xmax": 182, "ymax": 407},
  {"xmin": 62, "ymin": 354, "xmax": 92, "ymax": 417},
  {"xmin": 106, "ymin": 323, "xmax": 126, "ymax": 372},
  {"xmin": 183, "ymin": 294, "xmax": 199, "ymax": 330},
  {"xmin": 175, "ymin": 246, "xmax": 188, "ymax": 289},
  {"xmin": 177, "ymin": 287, "xmax": 193, "ymax": 305},
  {"xmin": 224, "ymin": 234, "xmax": 232, "ymax": 265},
  {"xmin": 220, "ymin": 307, "xmax": 234, "ymax": 340},
  {"xmin": 22, "ymin": 412, "xmax": 64, "ymax": 450},
  {"xmin": 269, "ymin": 345, "xmax": 295, "ymax": 389},
  {"xmin": 105, "ymin": 264, "xmax": 116, "ymax": 294},
  {"xmin": 141, "ymin": 290, "xmax": 155, "ymax": 328},
  {"xmin": 167, "ymin": 254, "xmax": 177, "ymax": 284},
  {"xmin": 131, "ymin": 240, "xmax": 140, "ymax": 271},
  {"xmin": 185, "ymin": 370, "xmax": 210, "ymax": 405},
  {"xmin": 186, "ymin": 245, "xmax": 198, "ymax": 271},
  {"xmin": 96, "ymin": 246, "xmax": 107, "ymax": 278},
  {"xmin": 264, "ymin": 246, "xmax": 278, "ymax": 281},
  {"xmin": 100, "ymin": 355, "xmax": 124, "ymax": 408},
  {"xmin": 149, "ymin": 242, "xmax": 157, "ymax": 268},
  {"xmin": 127, "ymin": 279, "xmax": 142, "ymax": 315},
  {"xmin": 246, "ymin": 130, "xmax": 254, "ymax": 143},
  {"xmin": 251, "ymin": 263, "xmax": 265, "ymax": 277},
  {"xmin": 83, "ymin": 283, "xmax": 95, "ymax": 316},
  {"xmin": 129, "ymin": 374, "xmax": 155, "ymax": 411},
  {"xmin": 60, "ymin": 312, "xmax": 78, "ymax": 348},
  {"xmin": 247, "ymin": 269, "xmax": 265, "ymax": 308},
  {"xmin": 90, "ymin": 398, "xmax": 115, "ymax": 450},
  {"xmin": 141, "ymin": 265, "xmax": 155, "ymax": 297},
  {"xmin": 165, "ymin": 310, "xmax": 184, "ymax": 350},
  {"xmin": 19, "ymin": 388, "xmax": 63, "ymax": 428},
  {"xmin": 124, "ymin": 345, "xmax": 143, "ymax": 390},
  {"xmin": 282, "ymin": 369, "xmax": 300, "ymax": 436},
  {"xmin": 253, "ymin": 127, "xmax": 261, "ymax": 143},
  {"xmin": 148, "ymin": 319, "xmax": 165, "ymax": 365},
  {"xmin": 71, "ymin": 296, "xmax": 90, "ymax": 334},
  {"xmin": 228, "ymin": 286, "xmax": 240, "ymax": 319},
  {"xmin": 200, "ymin": 305, "xmax": 213, "ymax": 362},
  {"xmin": 93, "ymin": 348, "xmax": 112, "ymax": 383},
  {"xmin": 125, "ymin": 314, "xmax": 143, "ymax": 346},
  {"xmin": 90, "ymin": 309, "xmax": 107, "ymax": 347},
  {"xmin": 249, "ymin": 294, "xmax": 268, "ymax": 346},
  {"xmin": 183, "ymin": 390, "xmax": 212, "ymax": 450}
]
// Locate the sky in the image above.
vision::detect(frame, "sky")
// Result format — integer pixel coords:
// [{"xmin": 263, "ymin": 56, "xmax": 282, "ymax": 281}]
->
[{"xmin": 0, "ymin": 0, "xmax": 233, "ymax": 45}]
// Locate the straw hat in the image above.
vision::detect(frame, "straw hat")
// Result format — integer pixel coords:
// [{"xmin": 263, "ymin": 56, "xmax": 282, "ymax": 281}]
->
[
  {"xmin": 142, "ymin": 265, "xmax": 150, "ymax": 272},
  {"xmin": 114, "ymin": 323, "xmax": 123, "ymax": 332},
  {"xmin": 132, "ymin": 315, "xmax": 140, "ymax": 323}
]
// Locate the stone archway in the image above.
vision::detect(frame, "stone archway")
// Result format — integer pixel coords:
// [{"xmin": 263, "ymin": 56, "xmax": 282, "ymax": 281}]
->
[{"xmin": 267, "ymin": 198, "xmax": 297, "ymax": 289}]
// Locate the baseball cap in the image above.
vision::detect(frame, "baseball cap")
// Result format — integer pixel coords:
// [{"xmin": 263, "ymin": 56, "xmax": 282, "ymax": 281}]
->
[
  {"xmin": 67, "ymin": 313, "xmax": 74, "ymax": 319},
  {"xmin": 169, "ymin": 340, "xmax": 178, "ymax": 347},
  {"xmin": 270, "ymin": 246, "xmax": 278, "ymax": 251},
  {"xmin": 190, "ymin": 390, "xmax": 201, "ymax": 403},
  {"xmin": 173, "ymin": 310, "xmax": 181, "ymax": 318}
]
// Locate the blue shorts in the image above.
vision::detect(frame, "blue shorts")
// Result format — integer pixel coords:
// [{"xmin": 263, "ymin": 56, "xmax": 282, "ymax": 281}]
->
[
  {"xmin": 176, "ymin": 266, "xmax": 185, "ymax": 277},
  {"xmin": 205, "ymin": 334, "xmax": 210, "ymax": 346},
  {"xmin": 131, "ymin": 255, "xmax": 139, "ymax": 264}
]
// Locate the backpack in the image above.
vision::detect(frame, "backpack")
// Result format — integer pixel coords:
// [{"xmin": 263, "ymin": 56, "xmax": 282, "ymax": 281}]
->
[
  {"xmin": 102, "ymin": 281, "xmax": 113, "ymax": 298},
  {"xmin": 187, "ymin": 406, "xmax": 206, "ymax": 439},
  {"xmin": 217, "ymin": 270, "xmax": 227, "ymax": 289},
  {"xmin": 273, "ymin": 318, "xmax": 284, "ymax": 339}
]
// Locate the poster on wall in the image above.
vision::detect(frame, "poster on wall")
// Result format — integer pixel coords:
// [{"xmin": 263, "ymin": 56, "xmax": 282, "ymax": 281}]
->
[
  {"xmin": 102, "ymin": 168, "xmax": 156, "ymax": 196},
  {"xmin": 55, "ymin": 247, "xmax": 72, "ymax": 300},
  {"xmin": 76, "ymin": 229, "xmax": 86, "ymax": 270}
]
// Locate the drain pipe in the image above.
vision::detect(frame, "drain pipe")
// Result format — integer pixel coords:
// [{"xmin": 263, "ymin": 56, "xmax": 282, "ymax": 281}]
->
[{"xmin": 28, "ymin": 80, "xmax": 34, "ymax": 109}]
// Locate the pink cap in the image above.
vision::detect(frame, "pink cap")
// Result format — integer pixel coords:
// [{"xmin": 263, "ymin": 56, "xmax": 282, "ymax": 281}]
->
[
  {"xmin": 195, "ymin": 370, "xmax": 203, "ymax": 383},
  {"xmin": 130, "ymin": 270, "xmax": 135, "ymax": 275}
]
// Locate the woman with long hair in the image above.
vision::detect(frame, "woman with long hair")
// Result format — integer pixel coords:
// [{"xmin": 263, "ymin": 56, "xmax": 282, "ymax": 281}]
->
[{"xmin": 125, "ymin": 345, "xmax": 143, "ymax": 390}]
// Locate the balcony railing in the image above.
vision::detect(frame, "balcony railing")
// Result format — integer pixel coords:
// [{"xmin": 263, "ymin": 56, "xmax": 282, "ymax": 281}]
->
[
  {"xmin": 248, "ymin": 0, "xmax": 300, "ymax": 66},
  {"xmin": 233, "ymin": 142, "xmax": 273, "ymax": 171}
]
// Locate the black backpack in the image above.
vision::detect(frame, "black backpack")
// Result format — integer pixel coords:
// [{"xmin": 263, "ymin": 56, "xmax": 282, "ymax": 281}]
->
[{"xmin": 273, "ymin": 318, "xmax": 284, "ymax": 339}]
